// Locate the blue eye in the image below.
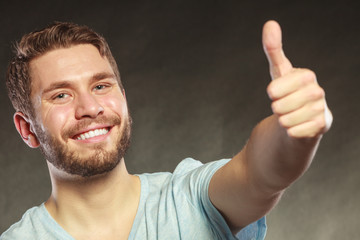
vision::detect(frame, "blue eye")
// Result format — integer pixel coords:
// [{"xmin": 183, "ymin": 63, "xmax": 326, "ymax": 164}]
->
[
  {"xmin": 95, "ymin": 85, "xmax": 106, "ymax": 90},
  {"xmin": 51, "ymin": 93, "xmax": 71, "ymax": 103},
  {"xmin": 56, "ymin": 93, "xmax": 68, "ymax": 99}
]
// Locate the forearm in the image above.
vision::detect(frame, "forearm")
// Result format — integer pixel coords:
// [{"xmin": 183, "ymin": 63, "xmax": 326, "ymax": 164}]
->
[{"xmin": 243, "ymin": 114, "xmax": 321, "ymax": 195}]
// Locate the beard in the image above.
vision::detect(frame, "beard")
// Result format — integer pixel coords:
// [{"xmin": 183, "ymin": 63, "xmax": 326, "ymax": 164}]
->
[{"xmin": 34, "ymin": 114, "xmax": 132, "ymax": 177}]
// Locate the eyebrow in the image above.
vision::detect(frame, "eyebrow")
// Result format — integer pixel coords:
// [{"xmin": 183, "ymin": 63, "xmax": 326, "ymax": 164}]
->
[
  {"xmin": 42, "ymin": 72, "xmax": 116, "ymax": 95},
  {"xmin": 42, "ymin": 81, "xmax": 73, "ymax": 95},
  {"xmin": 90, "ymin": 72, "xmax": 117, "ymax": 84}
]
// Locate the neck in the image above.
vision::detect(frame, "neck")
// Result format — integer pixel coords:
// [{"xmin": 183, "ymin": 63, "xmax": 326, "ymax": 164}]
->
[{"xmin": 45, "ymin": 159, "xmax": 140, "ymax": 239}]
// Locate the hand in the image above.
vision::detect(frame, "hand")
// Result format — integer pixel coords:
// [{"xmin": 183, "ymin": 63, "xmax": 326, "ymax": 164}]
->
[{"xmin": 262, "ymin": 20, "xmax": 332, "ymax": 138}]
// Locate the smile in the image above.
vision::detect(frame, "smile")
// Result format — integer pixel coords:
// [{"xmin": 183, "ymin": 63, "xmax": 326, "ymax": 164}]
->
[{"xmin": 76, "ymin": 128, "xmax": 109, "ymax": 140}]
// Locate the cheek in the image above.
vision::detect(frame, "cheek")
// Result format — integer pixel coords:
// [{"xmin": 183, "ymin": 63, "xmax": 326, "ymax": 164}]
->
[
  {"xmin": 102, "ymin": 94, "xmax": 128, "ymax": 116},
  {"xmin": 41, "ymin": 105, "xmax": 74, "ymax": 134}
]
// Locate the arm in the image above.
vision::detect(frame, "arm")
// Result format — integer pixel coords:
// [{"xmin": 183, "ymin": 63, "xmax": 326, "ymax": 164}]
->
[{"xmin": 208, "ymin": 20, "xmax": 333, "ymax": 233}]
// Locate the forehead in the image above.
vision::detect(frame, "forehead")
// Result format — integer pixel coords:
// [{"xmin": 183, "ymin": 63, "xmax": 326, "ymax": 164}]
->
[{"xmin": 29, "ymin": 44, "xmax": 114, "ymax": 93}]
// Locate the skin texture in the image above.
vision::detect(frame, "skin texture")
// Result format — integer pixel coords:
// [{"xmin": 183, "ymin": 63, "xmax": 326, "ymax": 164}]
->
[
  {"xmin": 13, "ymin": 21, "xmax": 332, "ymax": 238},
  {"xmin": 208, "ymin": 20, "xmax": 332, "ymax": 233}
]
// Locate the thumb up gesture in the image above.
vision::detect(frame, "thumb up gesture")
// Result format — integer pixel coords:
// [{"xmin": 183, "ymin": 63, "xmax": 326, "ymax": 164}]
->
[{"xmin": 263, "ymin": 21, "xmax": 332, "ymax": 138}]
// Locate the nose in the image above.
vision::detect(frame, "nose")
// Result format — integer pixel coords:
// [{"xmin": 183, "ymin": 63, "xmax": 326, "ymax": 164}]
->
[{"xmin": 75, "ymin": 93, "xmax": 104, "ymax": 119}]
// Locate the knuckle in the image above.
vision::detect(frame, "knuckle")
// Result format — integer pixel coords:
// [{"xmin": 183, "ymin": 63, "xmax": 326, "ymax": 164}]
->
[
  {"xmin": 307, "ymin": 86, "xmax": 325, "ymax": 100},
  {"xmin": 318, "ymin": 118, "xmax": 326, "ymax": 130},
  {"xmin": 314, "ymin": 117, "xmax": 326, "ymax": 131},
  {"xmin": 311, "ymin": 101, "xmax": 325, "ymax": 113},
  {"xmin": 315, "ymin": 87, "xmax": 325, "ymax": 98},
  {"xmin": 300, "ymin": 69, "xmax": 317, "ymax": 86},
  {"xmin": 305, "ymin": 69, "xmax": 317, "ymax": 81}
]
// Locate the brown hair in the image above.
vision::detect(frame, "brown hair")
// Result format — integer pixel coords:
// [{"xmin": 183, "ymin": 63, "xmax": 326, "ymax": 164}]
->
[{"xmin": 6, "ymin": 21, "xmax": 122, "ymax": 118}]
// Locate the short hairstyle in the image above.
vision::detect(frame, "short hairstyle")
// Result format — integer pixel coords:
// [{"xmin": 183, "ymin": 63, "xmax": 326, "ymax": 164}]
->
[{"xmin": 6, "ymin": 21, "xmax": 123, "ymax": 119}]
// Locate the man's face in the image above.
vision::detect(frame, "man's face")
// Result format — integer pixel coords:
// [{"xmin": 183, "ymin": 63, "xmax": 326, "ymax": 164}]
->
[{"xmin": 29, "ymin": 44, "xmax": 131, "ymax": 177}]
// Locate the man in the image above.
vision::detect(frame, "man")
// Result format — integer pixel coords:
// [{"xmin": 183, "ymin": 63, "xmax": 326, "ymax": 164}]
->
[{"xmin": 1, "ymin": 20, "xmax": 332, "ymax": 240}]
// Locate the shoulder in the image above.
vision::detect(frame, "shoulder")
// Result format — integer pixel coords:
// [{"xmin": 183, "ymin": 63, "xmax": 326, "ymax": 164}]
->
[
  {"xmin": 138, "ymin": 157, "xmax": 231, "ymax": 211},
  {"xmin": 172, "ymin": 158, "xmax": 231, "ymax": 188},
  {"xmin": 173, "ymin": 157, "xmax": 230, "ymax": 176},
  {"xmin": 138, "ymin": 158, "xmax": 230, "ymax": 191},
  {"xmin": 0, "ymin": 204, "xmax": 73, "ymax": 240},
  {"xmin": 1, "ymin": 206, "xmax": 41, "ymax": 239}
]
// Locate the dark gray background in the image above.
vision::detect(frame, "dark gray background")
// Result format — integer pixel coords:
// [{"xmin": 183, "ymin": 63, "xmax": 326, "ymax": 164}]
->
[{"xmin": 0, "ymin": 0, "xmax": 359, "ymax": 239}]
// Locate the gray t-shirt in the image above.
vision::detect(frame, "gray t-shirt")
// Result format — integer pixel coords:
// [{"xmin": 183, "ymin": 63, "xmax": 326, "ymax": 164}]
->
[{"xmin": 1, "ymin": 158, "xmax": 266, "ymax": 239}]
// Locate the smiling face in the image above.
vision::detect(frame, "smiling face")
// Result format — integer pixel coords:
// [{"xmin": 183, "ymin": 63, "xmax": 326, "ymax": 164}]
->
[{"xmin": 28, "ymin": 44, "xmax": 131, "ymax": 177}]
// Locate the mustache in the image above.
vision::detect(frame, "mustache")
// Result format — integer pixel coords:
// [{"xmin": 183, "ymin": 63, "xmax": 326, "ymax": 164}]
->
[{"xmin": 63, "ymin": 115, "xmax": 121, "ymax": 139}]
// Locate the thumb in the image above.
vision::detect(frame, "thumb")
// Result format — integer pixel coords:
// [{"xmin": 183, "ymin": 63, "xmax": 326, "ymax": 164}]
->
[{"xmin": 262, "ymin": 20, "xmax": 293, "ymax": 79}]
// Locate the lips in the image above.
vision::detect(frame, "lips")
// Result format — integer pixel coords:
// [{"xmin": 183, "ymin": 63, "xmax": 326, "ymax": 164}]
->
[{"xmin": 65, "ymin": 115, "xmax": 121, "ymax": 142}]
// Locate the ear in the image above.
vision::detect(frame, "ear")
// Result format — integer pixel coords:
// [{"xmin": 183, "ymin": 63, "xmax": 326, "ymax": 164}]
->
[{"xmin": 13, "ymin": 112, "xmax": 40, "ymax": 148}]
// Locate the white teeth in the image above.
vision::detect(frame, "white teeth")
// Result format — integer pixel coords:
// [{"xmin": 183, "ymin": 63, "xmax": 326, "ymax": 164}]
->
[{"xmin": 76, "ymin": 128, "xmax": 109, "ymax": 140}]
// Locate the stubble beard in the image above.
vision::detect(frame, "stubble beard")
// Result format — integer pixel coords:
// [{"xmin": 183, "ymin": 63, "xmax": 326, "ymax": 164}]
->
[{"xmin": 34, "ymin": 114, "xmax": 132, "ymax": 178}]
